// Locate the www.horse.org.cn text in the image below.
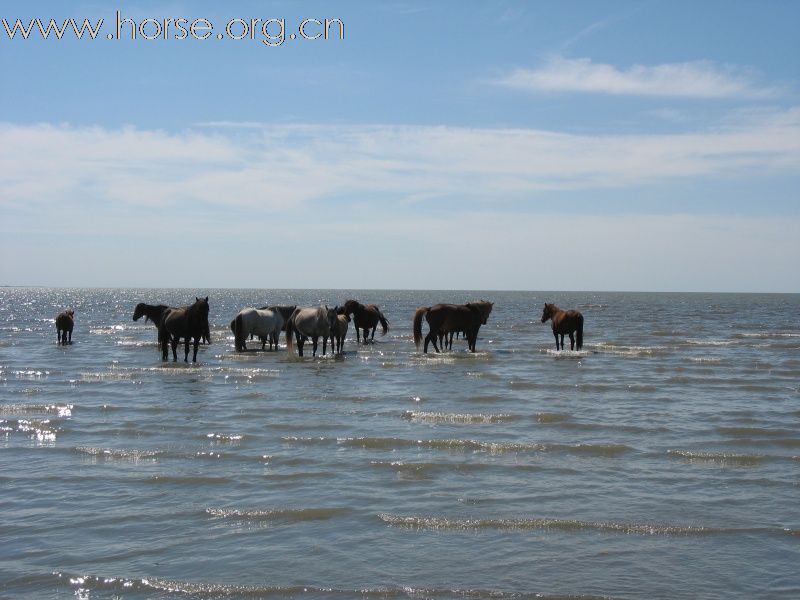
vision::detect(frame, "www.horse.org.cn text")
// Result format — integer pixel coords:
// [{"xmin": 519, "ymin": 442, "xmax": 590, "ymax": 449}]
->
[{"xmin": 1, "ymin": 12, "xmax": 345, "ymax": 47}]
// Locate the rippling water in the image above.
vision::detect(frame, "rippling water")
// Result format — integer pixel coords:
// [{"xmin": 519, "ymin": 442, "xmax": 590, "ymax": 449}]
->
[{"xmin": 1, "ymin": 288, "xmax": 798, "ymax": 599}]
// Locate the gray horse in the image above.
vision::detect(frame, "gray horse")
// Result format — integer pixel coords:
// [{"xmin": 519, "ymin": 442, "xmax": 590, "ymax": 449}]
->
[{"xmin": 285, "ymin": 305, "xmax": 338, "ymax": 357}]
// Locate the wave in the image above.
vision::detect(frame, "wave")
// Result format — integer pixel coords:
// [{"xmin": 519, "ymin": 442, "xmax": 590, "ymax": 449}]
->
[
  {"xmin": 282, "ymin": 436, "xmax": 631, "ymax": 457},
  {"xmin": 0, "ymin": 403, "xmax": 72, "ymax": 416},
  {"xmin": 377, "ymin": 513, "xmax": 787, "ymax": 537},
  {"xmin": 206, "ymin": 506, "xmax": 349, "ymax": 522},
  {"xmin": 89, "ymin": 325, "xmax": 126, "ymax": 335},
  {"xmin": 370, "ymin": 460, "xmax": 490, "ymax": 478},
  {"xmin": 667, "ymin": 450, "xmax": 766, "ymax": 465},
  {"xmin": 206, "ymin": 432, "xmax": 244, "ymax": 442},
  {"xmin": 587, "ymin": 343, "xmax": 666, "ymax": 356},
  {"xmin": 402, "ymin": 410, "xmax": 516, "ymax": 424},
  {"xmin": 680, "ymin": 339, "xmax": 735, "ymax": 347},
  {"xmin": 74, "ymin": 446, "xmax": 162, "ymax": 461},
  {"xmin": 543, "ymin": 349, "xmax": 590, "ymax": 358},
  {"xmin": 689, "ymin": 357, "xmax": 723, "ymax": 364},
  {"xmin": 733, "ymin": 332, "xmax": 800, "ymax": 339},
  {"xmin": 9, "ymin": 369, "xmax": 50, "ymax": 379},
  {"xmin": 41, "ymin": 572, "xmax": 611, "ymax": 599}
]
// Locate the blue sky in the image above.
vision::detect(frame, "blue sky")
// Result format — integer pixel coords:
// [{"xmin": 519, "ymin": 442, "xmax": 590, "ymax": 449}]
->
[{"xmin": 1, "ymin": 0, "xmax": 798, "ymax": 291}]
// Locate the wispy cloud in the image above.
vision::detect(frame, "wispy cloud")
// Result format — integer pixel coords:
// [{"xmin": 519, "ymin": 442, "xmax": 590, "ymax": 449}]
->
[
  {"xmin": 1, "ymin": 108, "xmax": 797, "ymax": 216},
  {"xmin": 496, "ymin": 56, "xmax": 776, "ymax": 99}
]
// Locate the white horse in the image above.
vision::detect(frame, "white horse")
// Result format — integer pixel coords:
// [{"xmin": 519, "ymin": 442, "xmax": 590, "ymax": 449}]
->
[
  {"xmin": 285, "ymin": 305, "xmax": 338, "ymax": 357},
  {"xmin": 232, "ymin": 307, "xmax": 284, "ymax": 351},
  {"xmin": 332, "ymin": 312, "xmax": 350, "ymax": 354}
]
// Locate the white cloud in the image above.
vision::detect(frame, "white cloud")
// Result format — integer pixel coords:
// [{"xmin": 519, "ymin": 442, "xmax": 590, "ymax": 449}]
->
[
  {"xmin": 497, "ymin": 56, "xmax": 776, "ymax": 98},
  {"xmin": 1, "ymin": 108, "xmax": 798, "ymax": 216}
]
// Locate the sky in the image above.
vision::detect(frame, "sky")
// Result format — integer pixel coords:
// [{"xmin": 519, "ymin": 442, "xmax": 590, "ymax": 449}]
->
[{"xmin": 1, "ymin": 0, "xmax": 798, "ymax": 292}]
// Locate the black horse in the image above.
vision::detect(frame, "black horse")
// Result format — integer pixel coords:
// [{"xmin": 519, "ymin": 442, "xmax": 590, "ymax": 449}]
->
[
  {"xmin": 56, "ymin": 309, "xmax": 74, "ymax": 345},
  {"xmin": 135, "ymin": 302, "xmax": 209, "ymax": 345},
  {"xmin": 340, "ymin": 299, "xmax": 389, "ymax": 343},
  {"xmin": 158, "ymin": 297, "xmax": 211, "ymax": 362}
]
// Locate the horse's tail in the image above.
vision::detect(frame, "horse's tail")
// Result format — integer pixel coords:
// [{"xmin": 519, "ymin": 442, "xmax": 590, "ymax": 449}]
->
[
  {"xmin": 378, "ymin": 310, "xmax": 389, "ymax": 336},
  {"xmin": 285, "ymin": 310, "xmax": 296, "ymax": 352},
  {"xmin": 233, "ymin": 313, "xmax": 243, "ymax": 351},
  {"xmin": 413, "ymin": 307, "xmax": 428, "ymax": 349},
  {"xmin": 229, "ymin": 319, "xmax": 236, "ymax": 334},
  {"xmin": 576, "ymin": 314, "xmax": 584, "ymax": 350}
]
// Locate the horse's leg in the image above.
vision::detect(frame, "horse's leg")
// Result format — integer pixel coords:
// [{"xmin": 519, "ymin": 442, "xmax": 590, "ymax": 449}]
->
[
  {"xmin": 569, "ymin": 332, "xmax": 575, "ymax": 351},
  {"xmin": 312, "ymin": 337, "xmax": 319, "ymax": 357},
  {"xmin": 553, "ymin": 332, "xmax": 560, "ymax": 351},
  {"xmin": 362, "ymin": 328, "xmax": 368, "ymax": 344},
  {"xmin": 371, "ymin": 326, "xmax": 376, "ymax": 342},
  {"xmin": 426, "ymin": 331, "xmax": 440, "ymax": 353},
  {"xmin": 192, "ymin": 337, "xmax": 200, "ymax": 362},
  {"xmin": 560, "ymin": 334, "xmax": 565, "ymax": 351},
  {"xmin": 324, "ymin": 336, "xmax": 329, "ymax": 356},
  {"xmin": 171, "ymin": 337, "xmax": 179, "ymax": 361},
  {"xmin": 355, "ymin": 325, "xmax": 360, "ymax": 344},
  {"xmin": 184, "ymin": 337, "xmax": 190, "ymax": 362}
]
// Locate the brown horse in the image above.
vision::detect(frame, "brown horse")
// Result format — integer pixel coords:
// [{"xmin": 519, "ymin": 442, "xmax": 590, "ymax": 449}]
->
[
  {"xmin": 413, "ymin": 301, "xmax": 493, "ymax": 353},
  {"xmin": 341, "ymin": 299, "xmax": 389, "ymax": 343},
  {"xmin": 55, "ymin": 310, "xmax": 74, "ymax": 344},
  {"xmin": 541, "ymin": 303, "xmax": 584, "ymax": 351}
]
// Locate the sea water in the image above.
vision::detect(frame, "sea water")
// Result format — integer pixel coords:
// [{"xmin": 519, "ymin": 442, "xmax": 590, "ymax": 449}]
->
[{"xmin": 1, "ymin": 289, "xmax": 798, "ymax": 599}]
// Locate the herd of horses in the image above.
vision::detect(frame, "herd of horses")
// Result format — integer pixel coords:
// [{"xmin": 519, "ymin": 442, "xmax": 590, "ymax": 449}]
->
[{"xmin": 56, "ymin": 298, "xmax": 585, "ymax": 362}]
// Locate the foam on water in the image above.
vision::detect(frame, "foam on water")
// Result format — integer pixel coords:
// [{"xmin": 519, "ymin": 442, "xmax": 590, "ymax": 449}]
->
[
  {"xmin": 402, "ymin": 410, "xmax": 516, "ymax": 424},
  {"xmin": 377, "ymin": 513, "xmax": 785, "ymax": 536}
]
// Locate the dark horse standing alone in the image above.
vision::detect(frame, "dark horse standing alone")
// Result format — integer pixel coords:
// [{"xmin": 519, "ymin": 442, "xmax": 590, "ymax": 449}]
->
[
  {"xmin": 541, "ymin": 303, "xmax": 584, "ymax": 351},
  {"xmin": 158, "ymin": 297, "xmax": 211, "ymax": 362},
  {"xmin": 413, "ymin": 301, "xmax": 493, "ymax": 353},
  {"xmin": 341, "ymin": 299, "xmax": 389, "ymax": 343},
  {"xmin": 55, "ymin": 310, "xmax": 74, "ymax": 344}
]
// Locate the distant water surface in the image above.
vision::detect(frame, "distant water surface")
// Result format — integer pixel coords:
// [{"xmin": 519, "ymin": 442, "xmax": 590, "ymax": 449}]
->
[{"xmin": 1, "ymin": 289, "xmax": 798, "ymax": 599}]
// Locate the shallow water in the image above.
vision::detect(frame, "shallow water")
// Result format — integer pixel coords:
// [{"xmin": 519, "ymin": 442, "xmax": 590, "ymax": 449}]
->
[{"xmin": 1, "ymin": 289, "xmax": 798, "ymax": 599}]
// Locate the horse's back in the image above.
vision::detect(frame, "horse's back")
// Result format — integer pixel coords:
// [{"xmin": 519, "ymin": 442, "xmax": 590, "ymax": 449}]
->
[{"xmin": 293, "ymin": 306, "xmax": 332, "ymax": 337}]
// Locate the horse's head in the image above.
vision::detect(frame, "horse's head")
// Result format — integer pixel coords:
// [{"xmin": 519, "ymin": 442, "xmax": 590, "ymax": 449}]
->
[
  {"xmin": 342, "ymin": 299, "xmax": 358, "ymax": 315},
  {"xmin": 327, "ymin": 306, "xmax": 339, "ymax": 330},
  {"xmin": 194, "ymin": 297, "xmax": 210, "ymax": 318},
  {"xmin": 468, "ymin": 301, "xmax": 493, "ymax": 324},
  {"xmin": 541, "ymin": 303, "xmax": 553, "ymax": 323},
  {"xmin": 132, "ymin": 303, "xmax": 145, "ymax": 321},
  {"xmin": 66, "ymin": 309, "xmax": 74, "ymax": 318}
]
